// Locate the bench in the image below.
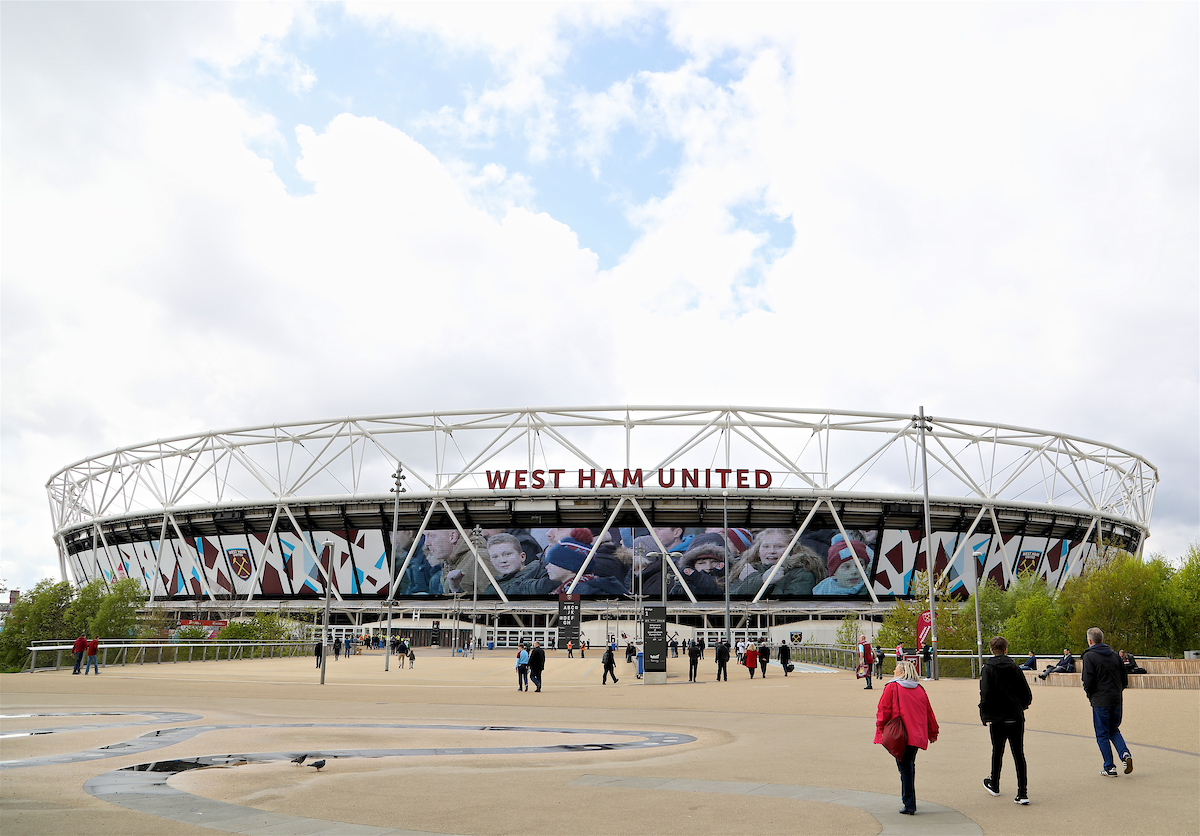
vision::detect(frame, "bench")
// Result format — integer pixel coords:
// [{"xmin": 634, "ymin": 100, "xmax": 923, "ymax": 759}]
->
[{"xmin": 1022, "ymin": 657, "xmax": 1200, "ymax": 690}]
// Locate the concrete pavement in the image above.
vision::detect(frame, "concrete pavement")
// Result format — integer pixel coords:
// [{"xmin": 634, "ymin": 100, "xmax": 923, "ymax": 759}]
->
[{"xmin": 1, "ymin": 649, "xmax": 1196, "ymax": 835}]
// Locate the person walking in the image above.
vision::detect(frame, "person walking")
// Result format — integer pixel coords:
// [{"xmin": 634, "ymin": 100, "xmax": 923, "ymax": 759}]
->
[
  {"xmin": 332, "ymin": 638, "xmax": 341, "ymax": 660},
  {"xmin": 580, "ymin": 640, "xmax": 586, "ymax": 659},
  {"xmin": 72, "ymin": 634, "xmax": 87, "ymax": 674},
  {"xmin": 778, "ymin": 640, "xmax": 791, "ymax": 676},
  {"xmin": 687, "ymin": 639, "xmax": 701, "ymax": 682},
  {"xmin": 875, "ymin": 660, "xmax": 939, "ymax": 815},
  {"xmin": 859, "ymin": 635, "xmax": 875, "ymax": 689},
  {"xmin": 745, "ymin": 642, "xmax": 759, "ymax": 678},
  {"xmin": 979, "ymin": 635, "xmax": 1032, "ymax": 804},
  {"xmin": 314, "ymin": 640, "xmax": 322, "ymax": 668},
  {"xmin": 83, "ymin": 636, "xmax": 100, "ymax": 675},
  {"xmin": 516, "ymin": 645, "xmax": 530, "ymax": 691},
  {"xmin": 529, "ymin": 641, "xmax": 546, "ymax": 692},
  {"xmin": 715, "ymin": 641, "xmax": 730, "ymax": 681},
  {"xmin": 602, "ymin": 645, "xmax": 619, "ymax": 684},
  {"xmin": 1081, "ymin": 627, "xmax": 1132, "ymax": 776},
  {"xmin": 566, "ymin": 640, "xmax": 574, "ymax": 658},
  {"xmin": 758, "ymin": 641, "xmax": 770, "ymax": 678}
]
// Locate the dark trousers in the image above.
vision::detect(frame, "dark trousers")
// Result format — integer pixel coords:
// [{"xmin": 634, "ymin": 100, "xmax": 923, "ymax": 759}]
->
[
  {"xmin": 780, "ymin": 658, "xmax": 789, "ymax": 675},
  {"xmin": 603, "ymin": 664, "xmax": 617, "ymax": 684},
  {"xmin": 530, "ymin": 670, "xmax": 543, "ymax": 691},
  {"xmin": 73, "ymin": 652, "xmax": 84, "ymax": 673},
  {"xmin": 517, "ymin": 666, "xmax": 528, "ymax": 690},
  {"xmin": 716, "ymin": 660, "xmax": 728, "ymax": 680},
  {"xmin": 989, "ymin": 719, "xmax": 1028, "ymax": 795},
  {"xmin": 1092, "ymin": 705, "xmax": 1129, "ymax": 769},
  {"xmin": 759, "ymin": 658, "xmax": 768, "ymax": 677},
  {"xmin": 688, "ymin": 658, "xmax": 699, "ymax": 681},
  {"xmin": 896, "ymin": 745, "xmax": 918, "ymax": 812}
]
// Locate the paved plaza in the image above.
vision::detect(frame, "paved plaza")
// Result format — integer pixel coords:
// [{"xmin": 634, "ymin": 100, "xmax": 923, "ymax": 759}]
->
[{"xmin": 1, "ymin": 649, "xmax": 1196, "ymax": 835}]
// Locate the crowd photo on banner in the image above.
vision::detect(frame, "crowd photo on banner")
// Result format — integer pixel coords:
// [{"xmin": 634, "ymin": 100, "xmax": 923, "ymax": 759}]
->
[{"xmin": 394, "ymin": 526, "xmax": 880, "ymax": 599}]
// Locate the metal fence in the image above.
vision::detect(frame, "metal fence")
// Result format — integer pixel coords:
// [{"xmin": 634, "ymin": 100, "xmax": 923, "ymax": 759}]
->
[
  {"xmin": 24, "ymin": 640, "xmax": 311, "ymax": 672},
  {"xmin": 793, "ymin": 644, "xmax": 988, "ymax": 678}
]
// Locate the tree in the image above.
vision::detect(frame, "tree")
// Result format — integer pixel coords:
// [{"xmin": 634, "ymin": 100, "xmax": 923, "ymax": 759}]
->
[
  {"xmin": 65, "ymin": 580, "xmax": 108, "ymax": 636},
  {"xmin": 89, "ymin": 578, "xmax": 145, "ymax": 638},
  {"xmin": 1003, "ymin": 585, "xmax": 1068, "ymax": 655},
  {"xmin": 174, "ymin": 625, "xmax": 210, "ymax": 641},
  {"xmin": 962, "ymin": 578, "xmax": 1009, "ymax": 642},
  {"xmin": 0, "ymin": 580, "xmax": 74, "ymax": 671},
  {"xmin": 1061, "ymin": 549, "xmax": 1179, "ymax": 656},
  {"xmin": 217, "ymin": 612, "xmax": 288, "ymax": 642}
]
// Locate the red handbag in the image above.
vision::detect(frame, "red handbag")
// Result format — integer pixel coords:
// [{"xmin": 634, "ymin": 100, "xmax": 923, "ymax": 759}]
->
[
  {"xmin": 881, "ymin": 715, "xmax": 907, "ymax": 758},
  {"xmin": 880, "ymin": 684, "xmax": 908, "ymax": 758}
]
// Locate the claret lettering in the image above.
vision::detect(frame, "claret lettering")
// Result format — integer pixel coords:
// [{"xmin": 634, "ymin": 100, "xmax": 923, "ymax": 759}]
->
[{"xmin": 486, "ymin": 466, "xmax": 771, "ymax": 490}]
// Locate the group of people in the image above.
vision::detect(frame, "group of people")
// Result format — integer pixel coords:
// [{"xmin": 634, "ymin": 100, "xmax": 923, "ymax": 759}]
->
[
  {"xmin": 313, "ymin": 636, "xmax": 415, "ymax": 668},
  {"xmin": 514, "ymin": 641, "xmax": 547, "ymax": 691},
  {"xmin": 873, "ymin": 626, "xmax": 1134, "ymax": 815},
  {"xmin": 397, "ymin": 526, "xmax": 878, "ymax": 599},
  {"xmin": 70, "ymin": 633, "xmax": 100, "ymax": 675}
]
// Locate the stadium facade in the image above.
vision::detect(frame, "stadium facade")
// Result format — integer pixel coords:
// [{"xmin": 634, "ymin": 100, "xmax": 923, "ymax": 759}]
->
[
  {"xmin": 44, "ymin": 405, "xmax": 1152, "ymax": 623},
  {"xmin": 47, "ymin": 408, "xmax": 1156, "ymax": 618}
]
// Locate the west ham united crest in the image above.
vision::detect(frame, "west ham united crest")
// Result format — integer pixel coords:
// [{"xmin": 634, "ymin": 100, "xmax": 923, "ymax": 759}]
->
[{"xmin": 227, "ymin": 548, "xmax": 253, "ymax": 580}]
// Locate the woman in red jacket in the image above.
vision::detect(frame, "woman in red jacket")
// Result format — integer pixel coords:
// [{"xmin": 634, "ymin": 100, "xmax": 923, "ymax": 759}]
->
[
  {"xmin": 744, "ymin": 643, "xmax": 759, "ymax": 678},
  {"xmin": 874, "ymin": 660, "xmax": 938, "ymax": 815}
]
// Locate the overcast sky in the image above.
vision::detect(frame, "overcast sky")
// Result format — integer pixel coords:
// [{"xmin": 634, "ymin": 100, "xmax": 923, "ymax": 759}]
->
[{"xmin": 2, "ymin": 2, "xmax": 1196, "ymax": 593}]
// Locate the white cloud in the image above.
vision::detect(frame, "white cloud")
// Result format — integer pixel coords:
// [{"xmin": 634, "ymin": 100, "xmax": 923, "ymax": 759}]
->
[{"xmin": 2, "ymin": 2, "xmax": 1196, "ymax": 594}]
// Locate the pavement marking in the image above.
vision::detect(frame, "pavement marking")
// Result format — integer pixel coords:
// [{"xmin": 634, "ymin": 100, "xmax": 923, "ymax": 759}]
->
[
  {"xmin": 0, "ymin": 711, "xmax": 203, "ymax": 743},
  {"xmin": 569, "ymin": 774, "xmax": 983, "ymax": 835},
  {"xmin": 81, "ymin": 724, "xmax": 698, "ymax": 835}
]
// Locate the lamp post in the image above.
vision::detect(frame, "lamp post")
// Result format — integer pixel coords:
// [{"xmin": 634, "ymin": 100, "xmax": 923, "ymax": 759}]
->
[
  {"xmin": 385, "ymin": 467, "xmax": 406, "ymax": 672},
  {"xmin": 917, "ymin": 406, "xmax": 938, "ymax": 680},
  {"xmin": 972, "ymin": 549, "xmax": 984, "ymax": 677},
  {"xmin": 471, "ymin": 528, "xmax": 479, "ymax": 659},
  {"xmin": 319, "ymin": 539, "xmax": 333, "ymax": 685},
  {"xmin": 723, "ymin": 491, "xmax": 731, "ymax": 646}
]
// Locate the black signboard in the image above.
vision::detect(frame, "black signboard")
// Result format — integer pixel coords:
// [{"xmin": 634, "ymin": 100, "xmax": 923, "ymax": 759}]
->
[
  {"xmin": 558, "ymin": 594, "xmax": 580, "ymax": 650},
  {"xmin": 643, "ymin": 605, "xmax": 666, "ymax": 672},
  {"xmin": 430, "ymin": 619, "xmax": 441, "ymax": 647}
]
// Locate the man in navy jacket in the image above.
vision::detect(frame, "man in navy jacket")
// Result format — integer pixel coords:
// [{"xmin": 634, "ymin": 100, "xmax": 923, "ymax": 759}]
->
[{"xmin": 1081, "ymin": 627, "xmax": 1131, "ymax": 777}]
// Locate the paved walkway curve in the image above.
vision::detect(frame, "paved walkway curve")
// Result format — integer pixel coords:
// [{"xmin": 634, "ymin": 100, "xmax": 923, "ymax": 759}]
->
[
  {"xmin": 82, "ymin": 724, "xmax": 696, "ymax": 835},
  {"xmin": 3, "ymin": 720, "xmax": 690, "ymax": 770},
  {"xmin": 570, "ymin": 774, "xmax": 983, "ymax": 835}
]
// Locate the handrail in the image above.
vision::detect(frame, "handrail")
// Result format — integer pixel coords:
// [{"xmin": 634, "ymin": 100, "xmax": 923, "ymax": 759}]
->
[{"xmin": 23, "ymin": 640, "xmax": 309, "ymax": 673}]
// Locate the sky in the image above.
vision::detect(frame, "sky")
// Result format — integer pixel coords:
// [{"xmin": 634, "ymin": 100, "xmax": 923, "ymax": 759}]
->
[{"xmin": 2, "ymin": 2, "xmax": 1197, "ymax": 593}]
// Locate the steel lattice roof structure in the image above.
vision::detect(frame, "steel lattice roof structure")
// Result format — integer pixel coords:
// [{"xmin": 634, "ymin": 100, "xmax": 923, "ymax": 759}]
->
[{"xmin": 47, "ymin": 407, "xmax": 1157, "ymax": 606}]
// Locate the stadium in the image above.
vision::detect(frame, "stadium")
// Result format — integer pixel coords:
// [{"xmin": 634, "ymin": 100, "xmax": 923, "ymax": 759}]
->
[{"xmin": 46, "ymin": 407, "xmax": 1157, "ymax": 642}]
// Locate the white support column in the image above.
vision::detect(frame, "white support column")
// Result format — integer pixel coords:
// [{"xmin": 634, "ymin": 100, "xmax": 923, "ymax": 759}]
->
[
  {"xmin": 824, "ymin": 501, "xmax": 881, "ymax": 605},
  {"xmin": 437, "ymin": 499, "xmax": 508, "ymax": 603},
  {"xmin": 566, "ymin": 497, "xmax": 627, "ymax": 595},
  {"xmin": 752, "ymin": 503, "xmax": 822, "ymax": 603},
  {"xmin": 281, "ymin": 505, "xmax": 344, "ymax": 603},
  {"xmin": 388, "ymin": 501, "xmax": 439, "ymax": 602},
  {"xmin": 626, "ymin": 497, "xmax": 698, "ymax": 603},
  {"xmin": 986, "ymin": 507, "xmax": 1016, "ymax": 588},
  {"xmin": 936, "ymin": 505, "xmax": 989, "ymax": 588},
  {"xmin": 243, "ymin": 506, "xmax": 283, "ymax": 603},
  {"xmin": 166, "ymin": 513, "xmax": 219, "ymax": 603}
]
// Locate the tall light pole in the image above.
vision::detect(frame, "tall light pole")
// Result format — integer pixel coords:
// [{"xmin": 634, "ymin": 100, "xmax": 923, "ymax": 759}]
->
[
  {"xmin": 319, "ymin": 539, "xmax": 333, "ymax": 685},
  {"xmin": 723, "ymin": 491, "xmax": 731, "ymax": 646},
  {"xmin": 917, "ymin": 406, "xmax": 938, "ymax": 680},
  {"xmin": 385, "ymin": 467, "xmax": 406, "ymax": 672},
  {"xmin": 972, "ymin": 549, "xmax": 984, "ymax": 677},
  {"xmin": 470, "ymin": 527, "xmax": 480, "ymax": 659}
]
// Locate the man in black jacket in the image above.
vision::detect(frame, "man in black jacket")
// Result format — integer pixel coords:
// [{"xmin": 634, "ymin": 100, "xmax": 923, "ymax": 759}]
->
[
  {"xmin": 1082, "ymin": 627, "xmax": 1132, "ymax": 777},
  {"xmin": 715, "ymin": 641, "xmax": 730, "ymax": 681},
  {"xmin": 979, "ymin": 636, "xmax": 1033, "ymax": 804},
  {"xmin": 687, "ymin": 640, "xmax": 701, "ymax": 682},
  {"xmin": 528, "ymin": 641, "xmax": 546, "ymax": 692}
]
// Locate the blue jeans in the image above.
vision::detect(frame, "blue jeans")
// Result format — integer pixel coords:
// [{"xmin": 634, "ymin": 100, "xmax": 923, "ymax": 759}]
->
[
  {"xmin": 1092, "ymin": 706, "xmax": 1129, "ymax": 769},
  {"xmin": 84, "ymin": 656, "xmax": 99, "ymax": 674},
  {"xmin": 896, "ymin": 745, "xmax": 918, "ymax": 812}
]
